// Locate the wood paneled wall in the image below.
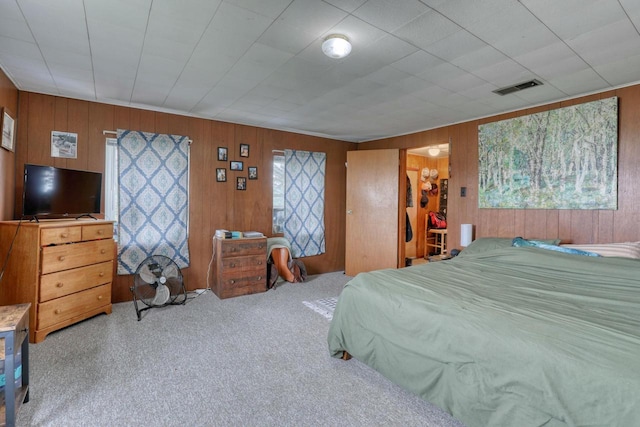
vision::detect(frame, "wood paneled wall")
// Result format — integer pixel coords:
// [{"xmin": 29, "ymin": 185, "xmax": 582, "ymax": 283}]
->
[
  {"xmin": 15, "ymin": 92, "xmax": 356, "ymax": 302},
  {"xmin": 361, "ymin": 85, "xmax": 640, "ymax": 250},
  {"xmin": 0, "ymin": 69, "xmax": 19, "ymax": 220}
]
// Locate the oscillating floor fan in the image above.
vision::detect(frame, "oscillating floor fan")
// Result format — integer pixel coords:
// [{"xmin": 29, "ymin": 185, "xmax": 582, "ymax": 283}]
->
[{"xmin": 130, "ymin": 255, "xmax": 187, "ymax": 321}]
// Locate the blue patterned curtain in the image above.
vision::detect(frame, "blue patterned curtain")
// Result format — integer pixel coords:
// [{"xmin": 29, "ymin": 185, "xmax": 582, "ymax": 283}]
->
[
  {"xmin": 284, "ymin": 149, "xmax": 326, "ymax": 258},
  {"xmin": 116, "ymin": 129, "xmax": 190, "ymax": 274}
]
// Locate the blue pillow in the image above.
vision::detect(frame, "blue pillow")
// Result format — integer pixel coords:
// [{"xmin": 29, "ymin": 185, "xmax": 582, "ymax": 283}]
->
[{"xmin": 512, "ymin": 237, "xmax": 601, "ymax": 257}]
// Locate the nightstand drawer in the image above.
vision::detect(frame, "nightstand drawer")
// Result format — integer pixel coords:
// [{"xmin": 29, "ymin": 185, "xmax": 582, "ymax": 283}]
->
[
  {"xmin": 220, "ymin": 255, "xmax": 265, "ymax": 272},
  {"xmin": 219, "ymin": 239, "xmax": 266, "ymax": 257}
]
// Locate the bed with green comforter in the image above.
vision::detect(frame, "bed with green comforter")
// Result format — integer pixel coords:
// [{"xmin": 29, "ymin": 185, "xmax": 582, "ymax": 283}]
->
[{"xmin": 328, "ymin": 240, "xmax": 640, "ymax": 427}]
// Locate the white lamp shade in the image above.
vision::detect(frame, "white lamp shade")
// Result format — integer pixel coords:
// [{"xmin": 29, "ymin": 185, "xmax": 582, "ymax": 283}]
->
[
  {"xmin": 322, "ymin": 35, "xmax": 352, "ymax": 58},
  {"xmin": 460, "ymin": 224, "xmax": 473, "ymax": 247}
]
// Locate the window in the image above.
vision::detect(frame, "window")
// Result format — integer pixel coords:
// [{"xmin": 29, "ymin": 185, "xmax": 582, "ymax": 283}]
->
[
  {"xmin": 272, "ymin": 154, "xmax": 285, "ymax": 233},
  {"xmin": 104, "ymin": 138, "xmax": 118, "ymax": 239}
]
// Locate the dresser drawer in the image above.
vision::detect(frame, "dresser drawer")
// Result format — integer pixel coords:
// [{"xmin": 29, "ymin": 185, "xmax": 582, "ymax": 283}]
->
[
  {"xmin": 41, "ymin": 239, "xmax": 115, "ymax": 274},
  {"xmin": 220, "ymin": 255, "xmax": 266, "ymax": 273},
  {"xmin": 82, "ymin": 223, "xmax": 113, "ymax": 241},
  {"xmin": 41, "ymin": 226, "xmax": 82, "ymax": 246},
  {"xmin": 40, "ymin": 261, "xmax": 113, "ymax": 302},
  {"xmin": 218, "ymin": 274, "xmax": 267, "ymax": 298},
  {"xmin": 38, "ymin": 283, "xmax": 111, "ymax": 329},
  {"xmin": 219, "ymin": 238, "xmax": 266, "ymax": 257}
]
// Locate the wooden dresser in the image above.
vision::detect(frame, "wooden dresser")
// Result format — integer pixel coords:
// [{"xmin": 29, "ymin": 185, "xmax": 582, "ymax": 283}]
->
[
  {"xmin": 0, "ymin": 220, "xmax": 114, "ymax": 343},
  {"xmin": 213, "ymin": 237, "xmax": 267, "ymax": 299}
]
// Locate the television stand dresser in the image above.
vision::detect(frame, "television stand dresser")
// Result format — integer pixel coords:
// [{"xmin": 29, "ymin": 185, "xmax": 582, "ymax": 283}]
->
[{"xmin": 0, "ymin": 220, "xmax": 115, "ymax": 343}]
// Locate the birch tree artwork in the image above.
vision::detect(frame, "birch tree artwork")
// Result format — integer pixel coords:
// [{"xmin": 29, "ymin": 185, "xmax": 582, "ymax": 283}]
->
[{"xmin": 478, "ymin": 97, "xmax": 618, "ymax": 209}]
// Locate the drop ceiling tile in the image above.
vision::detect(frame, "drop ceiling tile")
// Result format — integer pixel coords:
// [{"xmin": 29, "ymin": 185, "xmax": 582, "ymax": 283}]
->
[
  {"xmin": 256, "ymin": 0, "xmax": 347, "ymax": 54},
  {"xmin": 594, "ymin": 53, "xmax": 640, "ymax": 86},
  {"xmin": 520, "ymin": 0, "xmax": 628, "ymax": 40},
  {"xmin": 390, "ymin": 50, "xmax": 444, "ymax": 76},
  {"xmin": 131, "ymin": 81, "xmax": 173, "ymax": 106},
  {"xmin": 473, "ymin": 59, "xmax": 533, "ymax": 87},
  {"xmin": 148, "ymin": 0, "xmax": 221, "ymax": 27},
  {"xmin": 352, "ymin": 0, "xmax": 430, "ymax": 32},
  {"xmin": 450, "ymin": 45, "xmax": 508, "ymax": 74},
  {"xmin": 0, "ymin": 2, "xmax": 33, "ymax": 42},
  {"xmin": 206, "ymin": 2, "xmax": 273, "ymax": 41},
  {"xmin": 417, "ymin": 61, "xmax": 465, "ymax": 85},
  {"xmin": 514, "ymin": 41, "xmax": 584, "ymax": 76},
  {"xmin": 364, "ymin": 65, "xmax": 411, "ymax": 85},
  {"xmin": 424, "ymin": 30, "xmax": 489, "ymax": 63},
  {"xmin": 223, "ymin": 0, "xmax": 292, "ymax": 19},
  {"xmin": 323, "ymin": 0, "xmax": 368, "ymax": 13},
  {"xmin": 95, "ymin": 78, "xmax": 136, "ymax": 101},
  {"xmin": 164, "ymin": 83, "xmax": 212, "ymax": 111},
  {"xmin": 568, "ymin": 19, "xmax": 640, "ymax": 67},
  {"xmin": 547, "ymin": 68, "xmax": 610, "ymax": 96},
  {"xmin": 392, "ymin": 9, "xmax": 462, "ymax": 50},
  {"xmin": 84, "ymin": 0, "xmax": 152, "ymax": 30}
]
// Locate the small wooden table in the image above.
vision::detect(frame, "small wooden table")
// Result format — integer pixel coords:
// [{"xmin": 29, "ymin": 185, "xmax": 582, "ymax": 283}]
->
[{"xmin": 0, "ymin": 303, "xmax": 30, "ymax": 427}]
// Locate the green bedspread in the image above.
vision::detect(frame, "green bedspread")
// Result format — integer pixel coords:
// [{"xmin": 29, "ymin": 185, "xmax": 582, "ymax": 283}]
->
[{"xmin": 328, "ymin": 246, "xmax": 640, "ymax": 427}]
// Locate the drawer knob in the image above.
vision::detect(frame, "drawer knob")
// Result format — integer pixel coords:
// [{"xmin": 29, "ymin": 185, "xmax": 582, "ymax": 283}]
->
[
  {"xmin": 257, "ymin": 260, "xmax": 262, "ymax": 265},
  {"xmin": 61, "ymin": 233, "xmax": 68, "ymax": 238},
  {"xmin": 97, "ymin": 229, "xmax": 103, "ymax": 235},
  {"xmin": 100, "ymin": 249, "xmax": 106, "ymax": 254},
  {"xmin": 230, "ymin": 279, "xmax": 235, "ymax": 284},
  {"xmin": 54, "ymin": 309, "xmax": 61, "ymax": 314},
  {"xmin": 56, "ymin": 282, "xmax": 64, "ymax": 288},
  {"xmin": 257, "ymin": 276, "xmax": 262, "ymax": 280},
  {"xmin": 58, "ymin": 255, "xmax": 65, "ymax": 261},
  {"xmin": 98, "ymin": 295, "xmax": 103, "ymax": 300},
  {"xmin": 99, "ymin": 272, "xmax": 105, "ymax": 277},
  {"xmin": 230, "ymin": 263, "xmax": 236, "ymax": 268}
]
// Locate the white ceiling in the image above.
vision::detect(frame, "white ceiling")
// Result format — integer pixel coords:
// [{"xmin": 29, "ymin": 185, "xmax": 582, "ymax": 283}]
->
[{"xmin": 1, "ymin": 0, "xmax": 639, "ymax": 143}]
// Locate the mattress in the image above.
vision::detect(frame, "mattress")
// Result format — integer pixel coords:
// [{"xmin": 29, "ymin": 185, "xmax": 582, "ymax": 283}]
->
[{"xmin": 328, "ymin": 245, "xmax": 640, "ymax": 426}]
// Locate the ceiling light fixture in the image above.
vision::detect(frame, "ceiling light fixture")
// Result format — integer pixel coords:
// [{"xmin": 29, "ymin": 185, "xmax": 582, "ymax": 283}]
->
[
  {"xmin": 428, "ymin": 147, "xmax": 441, "ymax": 157},
  {"xmin": 322, "ymin": 34, "xmax": 352, "ymax": 59}
]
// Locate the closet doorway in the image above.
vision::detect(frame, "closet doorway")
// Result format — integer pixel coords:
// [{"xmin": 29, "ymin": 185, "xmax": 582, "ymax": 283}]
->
[{"xmin": 405, "ymin": 144, "xmax": 450, "ymax": 262}]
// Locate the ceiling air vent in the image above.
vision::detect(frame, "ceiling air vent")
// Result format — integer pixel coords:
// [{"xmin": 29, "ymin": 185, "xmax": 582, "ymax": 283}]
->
[{"xmin": 493, "ymin": 79, "xmax": 543, "ymax": 96}]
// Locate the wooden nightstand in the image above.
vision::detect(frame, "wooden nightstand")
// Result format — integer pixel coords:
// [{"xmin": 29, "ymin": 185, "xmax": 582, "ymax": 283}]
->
[{"xmin": 212, "ymin": 237, "xmax": 267, "ymax": 299}]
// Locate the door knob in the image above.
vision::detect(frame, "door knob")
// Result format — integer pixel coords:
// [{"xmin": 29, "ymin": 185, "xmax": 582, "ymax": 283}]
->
[{"xmin": 347, "ymin": 209, "xmax": 353, "ymax": 215}]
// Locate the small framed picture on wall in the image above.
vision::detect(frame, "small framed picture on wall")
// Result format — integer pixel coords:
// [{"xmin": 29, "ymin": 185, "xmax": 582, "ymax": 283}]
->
[
  {"xmin": 218, "ymin": 147, "xmax": 228, "ymax": 161},
  {"xmin": 240, "ymin": 143, "xmax": 250, "ymax": 158},
  {"xmin": 230, "ymin": 161, "xmax": 243, "ymax": 171},
  {"xmin": 216, "ymin": 168, "xmax": 227, "ymax": 182},
  {"xmin": 248, "ymin": 166, "xmax": 258, "ymax": 180},
  {"xmin": 236, "ymin": 177, "xmax": 247, "ymax": 190},
  {"xmin": 1, "ymin": 108, "xmax": 16, "ymax": 152},
  {"xmin": 51, "ymin": 131, "xmax": 78, "ymax": 158}
]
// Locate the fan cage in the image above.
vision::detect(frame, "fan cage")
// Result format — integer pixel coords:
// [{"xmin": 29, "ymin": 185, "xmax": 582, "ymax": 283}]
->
[{"xmin": 130, "ymin": 255, "xmax": 187, "ymax": 320}]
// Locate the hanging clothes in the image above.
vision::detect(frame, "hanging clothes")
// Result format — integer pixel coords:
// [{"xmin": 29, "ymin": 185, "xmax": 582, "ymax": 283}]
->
[
  {"xmin": 406, "ymin": 174, "xmax": 413, "ymax": 207},
  {"xmin": 406, "ymin": 212, "xmax": 413, "ymax": 242}
]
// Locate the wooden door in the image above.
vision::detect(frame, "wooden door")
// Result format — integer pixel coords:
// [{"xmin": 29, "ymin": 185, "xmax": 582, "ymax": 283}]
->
[{"xmin": 345, "ymin": 149, "xmax": 400, "ymax": 276}]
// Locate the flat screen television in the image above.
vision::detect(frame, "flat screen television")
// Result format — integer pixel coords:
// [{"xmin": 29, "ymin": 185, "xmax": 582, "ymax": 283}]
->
[{"xmin": 22, "ymin": 164, "xmax": 102, "ymax": 220}]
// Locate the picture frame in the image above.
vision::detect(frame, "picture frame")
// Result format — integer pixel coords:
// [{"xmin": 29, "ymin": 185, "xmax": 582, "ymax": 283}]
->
[
  {"xmin": 217, "ymin": 147, "xmax": 228, "ymax": 161},
  {"xmin": 51, "ymin": 130, "xmax": 78, "ymax": 159},
  {"xmin": 236, "ymin": 176, "xmax": 247, "ymax": 190},
  {"xmin": 248, "ymin": 166, "xmax": 258, "ymax": 180},
  {"xmin": 216, "ymin": 168, "xmax": 227, "ymax": 182},
  {"xmin": 230, "ymin": 161, "xmax": 243, "ymax": 171},
  {"xmin": 240, "ymin": 143, "xmax": 250, "ymax": 158},
  {"xmin": 1, "ymin": 107, "xmax": 16, "ymax": 152}
]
